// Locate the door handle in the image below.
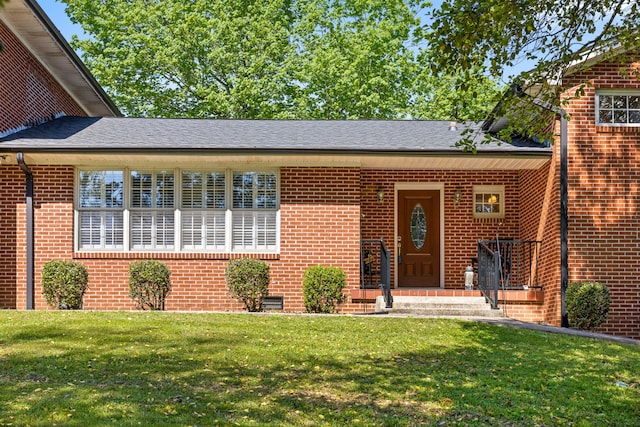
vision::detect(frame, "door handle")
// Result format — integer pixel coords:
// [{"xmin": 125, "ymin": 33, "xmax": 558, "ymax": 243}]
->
[{"xmin": 397, "ymin": 242, "xmax": 402, "ymax": 264}]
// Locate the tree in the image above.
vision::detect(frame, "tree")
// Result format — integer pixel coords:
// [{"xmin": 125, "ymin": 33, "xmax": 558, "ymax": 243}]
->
[
  {"xmin": 61, "ymin": 0, "xmax": 501, "ymax": 120},
  {"xmin": 61, "ymin": 0, "xmax": 419, "ymax": 119},
  {"xmin": 427, "ymin": 0, "xmax": 640, "ymax": 144},
  {"xmin": 412, "ymin": 62, "xmax": 501, "ymax": 121}
]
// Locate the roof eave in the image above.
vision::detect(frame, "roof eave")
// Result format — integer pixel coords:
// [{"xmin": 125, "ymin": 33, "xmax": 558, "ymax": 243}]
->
[{"xmin": 0, "ymin": 0, "xmax": 120, "ymax": 117}]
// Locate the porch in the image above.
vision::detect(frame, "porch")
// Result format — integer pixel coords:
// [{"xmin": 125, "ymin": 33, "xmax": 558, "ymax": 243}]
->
[{"xmin": 353, "ymin": 238, "xmax": 544, "ymax": 320}]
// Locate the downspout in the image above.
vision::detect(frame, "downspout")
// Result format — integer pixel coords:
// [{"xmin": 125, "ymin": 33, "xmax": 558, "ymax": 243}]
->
[
  {"xmin": 16, "ymin": 153, "xmax": 34, "ymax": 310},
  {"xmin": 560, "ymin": 111, "xmax": 569, "ymax": 327}
]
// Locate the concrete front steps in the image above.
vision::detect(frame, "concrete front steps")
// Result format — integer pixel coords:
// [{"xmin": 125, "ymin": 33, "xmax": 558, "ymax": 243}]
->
[{"xmin": 375, "ymin": 295, "xmax": 503, "ymax": 317}]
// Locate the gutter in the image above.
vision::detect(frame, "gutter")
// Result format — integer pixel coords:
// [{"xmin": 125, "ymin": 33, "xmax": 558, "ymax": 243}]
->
[
  {"xmin": 560, "ymin": 112, "xmax": 569, "ymax": 327},
  {"xmin": 16, "ymin": 153, "xmax": 34, "ymax": 310}
]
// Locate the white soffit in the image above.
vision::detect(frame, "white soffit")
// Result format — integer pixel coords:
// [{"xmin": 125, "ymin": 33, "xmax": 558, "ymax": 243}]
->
[{"xmin": 5, "ymin": 152, "xmax": 551, "ymax": 170}]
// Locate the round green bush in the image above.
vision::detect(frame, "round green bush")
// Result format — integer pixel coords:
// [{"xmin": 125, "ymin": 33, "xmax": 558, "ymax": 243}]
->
[
  {"xmin": 129, "ymin": 260, "xmax": 172, "ymax": 310},
  {"xmin": 566, "ymin": 281, "xmax": 611, "ymax": 331},
  {"xmin": 225, "ymin": 258, "xmax": 270, "ymax": 312},
  {"xmin": 41, "ymin": 260, "xmax": 89, "ymax": 309},
  {"xmin": 303, "ymin": 265, "xmax": 347, "ymax": 313}
]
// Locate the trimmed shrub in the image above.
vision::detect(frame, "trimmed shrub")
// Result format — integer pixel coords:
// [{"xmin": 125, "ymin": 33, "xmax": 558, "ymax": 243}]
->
[
  {"xmin": 566, "ymin": 281, "xmax": 611, "ymax": 331},
  {"xmin": 41, "ymin": 260, "xmax": 89, "ymax": 309},
  {"xmin": 225, "ymin": 258, "xmax": 270, "ymax": 312},
  {"xmin": 303, "ymin": 265, "xmax": 347, "ymax": 313},
  {"xmin": 129, "ymin": 260, "xmax": 172, "ymax": 310}
]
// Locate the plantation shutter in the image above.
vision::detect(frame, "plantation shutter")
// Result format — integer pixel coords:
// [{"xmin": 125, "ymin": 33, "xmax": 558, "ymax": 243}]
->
[
  {"xmin": 130, "ymin": 171, "xmax": 175, "ymax": 250},
  {"xmin": 181, "ymin": 171, "xmax": 226, "ymax": 250}
]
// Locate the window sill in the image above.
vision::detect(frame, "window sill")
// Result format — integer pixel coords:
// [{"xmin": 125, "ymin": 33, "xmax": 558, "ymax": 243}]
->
[{"xmin": 73, "ymin": 251, "xmax": 280, "ymax": 261}]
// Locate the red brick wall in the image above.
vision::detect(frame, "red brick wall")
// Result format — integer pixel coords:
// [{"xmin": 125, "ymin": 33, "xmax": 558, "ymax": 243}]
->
[
  {"xmin": 0, "ymin": 166, "xmax": 23, "ymax": 308},
  {"xmin": 0, "ymin": 21, "xmax": 85, "ymax": 134},
  {"xmin": 12, "ymin": 166, "xmax": 362, "ymax": 313},
  {"xmin": 0, "ymin": 19, "xmax": 87, "ymax": 308},
  {"xmin": 559, "ymin": 56, "xmax": 640, "ymax": 338}
]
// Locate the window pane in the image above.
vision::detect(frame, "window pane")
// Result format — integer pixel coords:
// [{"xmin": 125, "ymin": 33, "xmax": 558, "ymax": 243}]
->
[
  {"xmin": 156, "ymin": 172, "xmax": 174, "ymax": 208},
  {"xmin": 79, "ymin": 211, "xmax": 123, "ymax": 250},
  {"xmin": 629, "ymin": 96, "xmax": 640, "ymax": 109},
  {"xmin": 79, "ymin": 211, "xmax": 101, "ymax": 248},
  {"xmin": 614, "ymin": 96, "xmax": 627, "ymax": 109},
  {"xmin": 131, "ymin": 211, "xmax": 153, "ymax": 249},
  {"xmin": 206, "ymin": 211, "xmax": 226, "ymax": 248},
  {"xmin": 156, "ymin": 212, "xmax": 175, "ymax": 248},
  {"xmin": 182, "ymin": 211, "xmax": 226, "ymax": 250},
  {"xmin": 599, "ymin": 95, "xmax": 612, "ymax": 109},
  {"xmin": 233, "ymin": 172, "xmax": 254, "ymax": 208},
  {"xmin": 629, "ymin": 110, "xmax": 640, "ymax": 123},
  {"xmin": 232, "ymin": 211, "xmax": 254, "ymax": 249},
  {"xmin": 182, "ymin": 211, "xmax": 203, "ymax": 248},
  {"xmin": 131, "ymin": 171, "xmax": 152, "ymax": 208},
  {"xmin": 256, "ymin": 172, "xmax": 277, "ymax": 209},
  {"xmin": 182, "ymin": 171, "xmax": 203, "ymax": 208},
  {"xmin": 206, "ymin": 172, "xmax": 226, "ymax": 209},
  {"xmin": 232, "ymin": 211, "xmax": 277, "ymax": 251},
  {"xmin": 614, "ymin": 110, "xmax": 628, "ymax": 123},
  {"xmin": 79, "ymin": 171, "xmax": 123, "ymax": 208},
  {"xmin": 105, "ymin": 212, "xmax": 124, "ymax": 247},
  {"xmin": 599, "ymin": 110, "xmax": 613, "ymax": 124},
  {"xmin": 255, "ymin": 212, "xmax": 277, "ymax": 250},
  {"xmin": 131, "ymin": 211, "xmax": 174, "ymax": 250}
]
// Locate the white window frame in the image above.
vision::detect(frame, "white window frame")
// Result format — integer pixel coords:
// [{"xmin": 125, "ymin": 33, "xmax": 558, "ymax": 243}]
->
[
  {"xmin": 473, "ymin": 185, "xmax": 505, "ymax": 219},
  {"xmin": 181, "ymin": 170, "xmax": 227, "ymax": 251},
  {"xmin": 75, "ymin": 170, "xmax": 125, "ymax": 251},
  {"xmin": 129, "ymin": 170, "xmax": 176, "ymax": 251},
  {"xmin": 75, "ymin": 167, "xmax": 280, "ymax": 254},
  {"xmin": 231, "ymin": 171, "xmax": 279, "ymax": 252},
  {"xmin": 595, "ymin": 90, "xmax": 640, "ymax": 127}
]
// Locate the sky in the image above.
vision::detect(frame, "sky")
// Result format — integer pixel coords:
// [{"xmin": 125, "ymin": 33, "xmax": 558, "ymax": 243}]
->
[{"xmin": 38, "ymin": 0, "xmax": 83, "ymax": 42}]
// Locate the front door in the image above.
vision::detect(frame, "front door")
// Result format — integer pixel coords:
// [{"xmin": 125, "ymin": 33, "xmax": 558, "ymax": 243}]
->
[{"xmin": 397, "ymin": 190, "xmax": 440, "ymax": 287}]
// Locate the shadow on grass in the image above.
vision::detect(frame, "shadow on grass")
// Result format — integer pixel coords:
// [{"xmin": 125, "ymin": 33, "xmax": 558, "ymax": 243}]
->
[{"xmin": 0, "ymin": 314, "xmax": 638, "ymax": 426}]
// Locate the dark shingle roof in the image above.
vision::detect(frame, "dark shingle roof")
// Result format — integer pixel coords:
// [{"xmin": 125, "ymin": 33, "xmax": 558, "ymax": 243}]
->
[{"xmin": 0, "ymin": 116, "xmax": 550, "ymax": 154}]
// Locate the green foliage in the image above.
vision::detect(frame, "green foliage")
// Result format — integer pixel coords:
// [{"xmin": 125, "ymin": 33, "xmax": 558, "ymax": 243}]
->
[
  {"xmin": 41, "ymin": 260, "xmax": 89, "ymax": 309},
  {"xmin": 427, "ymin": 0, "xmax": 640, "ymax": 146},
  {"xmin": 302, "ymin": 265, "xmax": 347, "ymax": 313},
  {"xmin": 60, "ymin": 0, "xmax": 498, "ymax": 121},
  {"xmin": 225, "ymin": 258, "xmax": 270, "ymax": 312},
  {"xmin": 566, "ymin": 281, "xmax": 611, "ymax": 331},
  {"xmin": 128, "ymin": 260, "xmax": 172, "ymax": 310}
]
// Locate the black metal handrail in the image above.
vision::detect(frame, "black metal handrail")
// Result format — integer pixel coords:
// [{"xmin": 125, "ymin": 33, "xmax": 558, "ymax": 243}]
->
[
  {"xmin": 477, "ymin": 241, "xmax": 500, "ymax": 309},
  {"xmin": 361, "ymin": 239, "xmax": 392, "ymax": 308},
  {"xmin": 477, "ymin": 239, "xmax": 542, "ymax": 309}
]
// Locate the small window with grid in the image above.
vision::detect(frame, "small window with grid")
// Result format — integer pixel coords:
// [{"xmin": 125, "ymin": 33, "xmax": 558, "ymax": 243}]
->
[
  {"xmin": 596, "ymin": 92, "xmax": 640, "ymax": 126},
  {"xmin": 473, "ymin": 185, "xmax": 505, "ymax": 219}
]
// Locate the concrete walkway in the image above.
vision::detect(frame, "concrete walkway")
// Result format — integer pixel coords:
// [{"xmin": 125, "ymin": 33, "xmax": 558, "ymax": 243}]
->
[{"xmin": 372, "ymin": 312, "xmax": 640, "ymax": 346}]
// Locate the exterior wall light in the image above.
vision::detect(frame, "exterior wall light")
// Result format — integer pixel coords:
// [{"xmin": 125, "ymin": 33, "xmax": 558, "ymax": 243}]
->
[
  {"xmin": 376, "ymin": 186, "xmax": 385, "ymax": 203},
  {"xmin": 454, "ymin": 187, "xmax": 462, "ymax": 204}
]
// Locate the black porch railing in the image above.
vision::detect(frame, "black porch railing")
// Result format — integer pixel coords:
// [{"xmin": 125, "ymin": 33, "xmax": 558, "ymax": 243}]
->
[
  {"xmin": 477, "ymin": 239, "xmax": 542, "ymax": 309},
  {"xmin": 361, "ymin": 239, "xmax": 392, "ymax": 308}
]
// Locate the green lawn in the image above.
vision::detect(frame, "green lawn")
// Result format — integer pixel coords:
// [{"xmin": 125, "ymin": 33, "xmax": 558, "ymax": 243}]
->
[{"xmin": 0, "ymin": 312, "xmax": 638, "ymax": 426}]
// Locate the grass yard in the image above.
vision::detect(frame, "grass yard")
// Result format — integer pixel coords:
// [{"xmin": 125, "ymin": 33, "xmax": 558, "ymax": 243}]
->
[{"xmin": 0, "ymin": 312, "xmax": 638, "ymax": 426}]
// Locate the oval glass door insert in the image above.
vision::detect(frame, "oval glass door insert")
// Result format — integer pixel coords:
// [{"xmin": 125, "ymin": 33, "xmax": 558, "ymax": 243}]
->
[{"xmin": 410, "ymin": 204, "xmax": 427, "ymax": 249}]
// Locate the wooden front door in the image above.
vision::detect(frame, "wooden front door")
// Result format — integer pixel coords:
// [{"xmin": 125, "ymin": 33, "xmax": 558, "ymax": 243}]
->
[{"xmin": 397, "ymin": 190, "xmax": 440, "ymax": 287}]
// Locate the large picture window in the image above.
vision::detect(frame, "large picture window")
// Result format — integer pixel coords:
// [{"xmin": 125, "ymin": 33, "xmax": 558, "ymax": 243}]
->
[
  {"xmin": 596, "ymin": 91, "xmax": 640, "ymax": 126},
  {"xmin": 76, "ymin": 168, "xmax": 279, "ymax": 253}
]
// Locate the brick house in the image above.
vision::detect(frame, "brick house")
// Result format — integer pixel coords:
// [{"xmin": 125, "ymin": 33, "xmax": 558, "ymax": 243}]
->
[{"xmin": 1, "ymin": 0, "xmax": 638, "ymax": 338}]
